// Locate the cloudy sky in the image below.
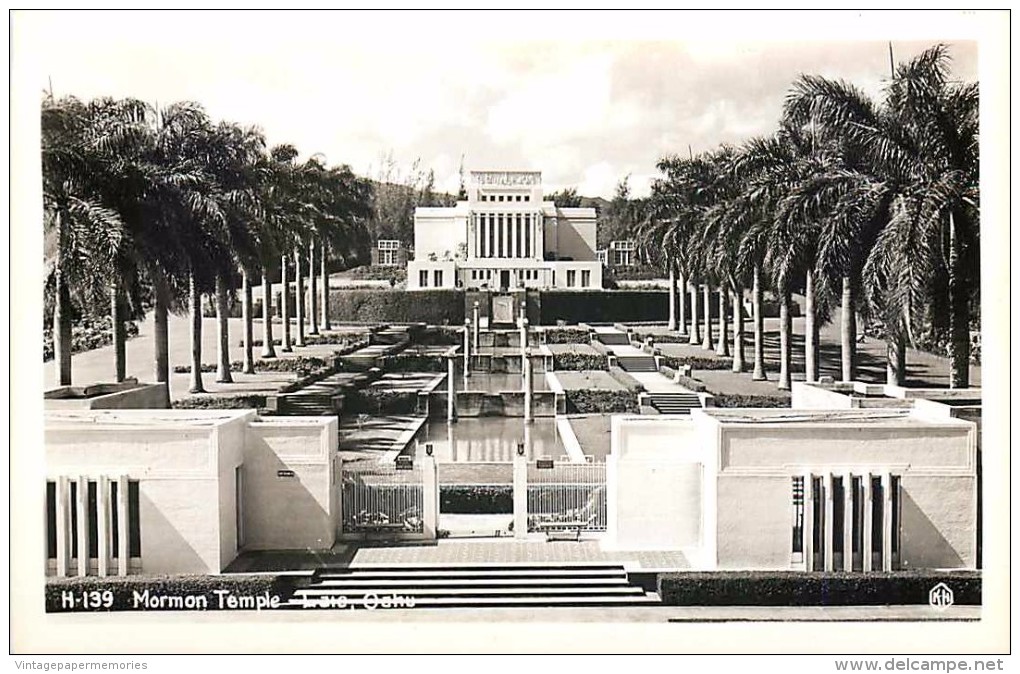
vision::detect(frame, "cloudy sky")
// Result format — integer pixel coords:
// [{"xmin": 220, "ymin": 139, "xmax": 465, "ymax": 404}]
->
[{"xmin": 13, "ymin": 11, "xmax": 988, "ymax": 199}]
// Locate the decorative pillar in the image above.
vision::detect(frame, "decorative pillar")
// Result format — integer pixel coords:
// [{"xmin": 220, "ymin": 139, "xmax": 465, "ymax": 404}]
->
[
  {"xmin": 881, "ymin": 472, "xmax": 893, "ymax": 571},
  {"xmin": 447, "ymin": 356, "xmax": 455, "ymax": 422},
  {"xmin": 472, "ymin": 301, "xmax": 480, "ymax": 350},
  {"xmin": 820, "ymin": 471, "xmax": 836, "ymax": 571},
  {"xmin": 421, "ymin": 454, "xmax": 439, "ymax": 540},
  {"xmin": 863, "ymin": 472, "xmax": 874, "ymax": 572},
  {"xmin": 803, "ymin": 472, "xmax": 814, "ymax": 571},
  {"xmin": 76, "ymin": 475, "xmax": 89, "ymax": 576},
  {"xmin": 519, "ymin": 314, "xmax": 529, "ymax": 377},
  {"xmin": 463, "ymin": 320, "xmax": 471, "ymax": 380},
  {"xmin": 55, "ymin": 476, "xmax": 71, "ymax": 577},
  {"xmin": 117, "ymin": 475, "xmax": 129, "ymax": 575},
  {"xmin": 513, "ymin": 450, "xmax": 528, "ymax": 539},
  {"xmin": 97, "ymin": 476, "xmax": 110, "ymax": 577},
  {"xmin": 523, "ymin": 348, "xmax": 534, "ymax": 423},
  {"xmin": 843, "ymin": 472, "xmax": 854, "ymax": 572}
]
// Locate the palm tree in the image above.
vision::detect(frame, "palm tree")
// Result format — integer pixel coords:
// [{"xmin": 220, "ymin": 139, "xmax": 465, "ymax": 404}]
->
[
  {"xmin": 785, "ymin": 45, "xmax": 979, "ymax": 387},
  {"xmin": 41, "ymin": 95, "xmax": 129, "ymax": 386}
]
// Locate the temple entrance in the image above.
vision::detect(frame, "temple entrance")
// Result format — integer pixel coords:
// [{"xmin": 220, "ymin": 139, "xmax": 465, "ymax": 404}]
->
[{"xmin": 499, "ymin": 270, "xmax": 511, "ymax": 290}]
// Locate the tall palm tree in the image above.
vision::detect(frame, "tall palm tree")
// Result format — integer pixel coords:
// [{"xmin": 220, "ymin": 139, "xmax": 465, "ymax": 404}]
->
[
  {"xmin": 785, "ymin": 44, "xmax": 979, "ymax": 387},
  {"xmin": 41, "ymin": 95, "xmax": 129, "ymax": 386}
]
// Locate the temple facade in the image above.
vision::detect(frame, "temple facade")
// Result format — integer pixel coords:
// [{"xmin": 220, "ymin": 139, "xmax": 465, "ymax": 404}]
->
[{"xmin": 407, "ymin": 171, "xmax": 602, "ymax": 291}]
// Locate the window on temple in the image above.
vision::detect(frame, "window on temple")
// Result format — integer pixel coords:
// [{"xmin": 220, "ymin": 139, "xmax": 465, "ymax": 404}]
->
[
  {"xmin": 566, "ymin": 270, "xmax": 576, "ymax": 287},
  {"xmin": 419, "ymin": 270, "xmax": 428, "ymax": 287},
  {"xmin": 581, "ymin": 270, "xmax": 591, "ymax": 287},
  {"xmin": 434, "ymin": 270, "xmax": 443, "ymax": 287},
  {"xmin": 791, "ymin": 476, "xmax": 805, "ymax": 563}
]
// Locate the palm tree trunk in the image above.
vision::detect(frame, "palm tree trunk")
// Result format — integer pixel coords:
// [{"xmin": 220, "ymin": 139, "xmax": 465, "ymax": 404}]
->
[
  {"xmin": 320, "ymin": 238, "xmax": 330, "ymax": 331},
  {"xmin": 308, "ymin": 240, "xmax": 319, "ymax": 335},
  {"xmin": 153, "ymin": 269, "xmax": 170, "ymax": 386},
  {"xmin": 732, "ymin": 286, "xmax": 745, "ymax": 372},
  {"xmin": 778, "ymin": 288, "xmax": 792, "ymax": 390},
  {"xmin": 701, "ymin": 283, "xmax": 712, "ymax": 350},
  {"xmin": 688, "ymin": 280, "xmax": 700, "ymax": 345},
  {"xmin": 948, "ymin": 211, "xmax": 970, "ymax": 388},
  {"xmin": 111, "ymin": 280, "xmax": 126, "ymax": 383},
  {"xmin": 280, "ymin": 254, "xmax": 292, "ymax": 352},
  {"xmin": 241, "ymin": 269, "xmax": 255, "ymax": 374},
  {"xmin": 677, "ymin": 267, "xmax": 688, "ymax": 337},
  {"xmin": 53, "ymin": 270, "xmax": 73, "ymax": 386},
  {"xmin": 215, "ymin": 273, "xmax": 233, "ymax": 383},
  {"xmin": 886, "ymin": 322, "xmax": 906, "ymax": 386},
  {"xmin": 840, "ymin": 276, "xmax": 856, "ymax": 382},
  {"xmin": 188, "ymin": 274, "xmax": 205, "ymax": 393},
  {"xmin": 752, "ymin": 265, "xmax": 766, "ymax": 381},
  {"xmin": 715, "ymin": 287, "xmax": 730, "ymax": 356},
  {"xmin": 805, "ymin": 269, "xmax": 818, "ymax": 383},
  {"xmin": 294, "ymin": 247, "xmax": 305, "ymax": 347},
  {"xmin": 667, "ymin": 262, "xmax": 677, "ymax": 331},
  {"xmin": 261, "ymin": 269, "xmax": 276, "ymax": 358}
]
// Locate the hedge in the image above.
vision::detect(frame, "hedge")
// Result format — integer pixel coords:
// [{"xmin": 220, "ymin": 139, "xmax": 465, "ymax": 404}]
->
[
  {"xmin": 607, "ymin": 366, "xmax": 645, "ymax": 393},
  {"xmin": 328, "ymin": 289, "xmax": 465, "ymax": 324},
  {"xmin": 659, "ymin": 366, "xmax": 708, "ymax": 393},
  {"xmin": 543, "ymin": 327, "xmax": 591, "ymax": 344},
  {"xmin": 46, "ymin": 574, "xmax": 293, "ymax": 612},
  {"xmin": 565, "ymin": 389, "xmax": 639, "ymax": 414},
  {"xmin": 711, "ymin": 393, "xmax": 790, "ymax": 408},
  {"xmin": 172, "ymin": 394, "xmax": 268, "ymax": 410},
  {"xmin": 540, "ymin": 290, "xmax": 669, "ymax": 324},
  {"xmin": 633, "ymin": 331, "xmax": 688, "ymax": 344},
  {"xmin": 380, "ymin": 353, "xmax": 447, "ymax": 373},
  {"xmin": 43, "ymin": 318, "xmax": 140, "ymax": 362},
  {"xmin": 441, "ymin": 485, "xmax": 513, "ymax": 514},
  {"xmin": 552, "ymin": 352, "xmax": 607, "ymax": 371},
  {"xmin": 344, "ymin": 388, "xmax": 419, "ymax": 415},
  {"xmin": 657, "ymin": 571, "xmax": 981, "ymax": 606},
  {"xmin": 661, "ymin": 354, "xmax": 734, "ymax": 371}
]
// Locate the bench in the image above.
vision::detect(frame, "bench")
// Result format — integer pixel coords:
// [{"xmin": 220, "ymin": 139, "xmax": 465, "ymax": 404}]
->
[{"xmin": 533, "ymin": 520, "xmax": 587, "ymax": 542}]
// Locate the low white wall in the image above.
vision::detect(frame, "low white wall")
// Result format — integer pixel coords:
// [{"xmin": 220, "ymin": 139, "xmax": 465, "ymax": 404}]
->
[
  {"xmin": 241, "ymin": 417, "xmax": 338, "ymax": 551},
  {"xmin": 790, "ymin": 382, "xmax": 855, "ymax": 410}
]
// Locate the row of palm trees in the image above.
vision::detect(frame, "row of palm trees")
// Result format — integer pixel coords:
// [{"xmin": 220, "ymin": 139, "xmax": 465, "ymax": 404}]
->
[
  {"xmin": 43, "ymin": 95, "xmax": 373, "ymax": 392},
  {"xmin": 641, "ymin": 44, "xmax": 978, "ymax": 390}
]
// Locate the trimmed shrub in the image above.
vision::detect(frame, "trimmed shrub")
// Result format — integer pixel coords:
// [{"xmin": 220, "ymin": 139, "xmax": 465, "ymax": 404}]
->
[
  {"xmin": 711, "ymin": 393, "xmax": 790, "ymax": 408},
  {"xmin": 633, "ymin": 331, "xmax": 688, "ymax": 344},
  {"xmin": 656, "ymin": 571, "xmax": 981, "ymax": 606},
  {"xmin": 172, "ymin": 394, "xmax": 268, "ymax": 410},
  {"xmin": 43, "ymin": 318, "xmax": 140, "ymax": 362},
  {"xmin": 661, "ymin": 354, "xmax": 734, "ymax": 371},
  {"xmin": 344, "ymin": 388, "xmax": 419, "ymax": 415},
  {"xmin": 552, "ymin": 352, "xmax": 607, "ymax": 371},
  {"xmin": 441, "ymin": 485, "xmax": 514, "ymax": 514},
  {"xmin": 565, "ymin": 389, "xmax": 639, "ymax": 414},
  {"xmin": 658, "ymin": 366, "xmax": 708, "ymax": 393},
  {"xmin": 539, "ymin": 290, "xmax": 668, "ymax": 324},
  {"xmin": 45, "ymin": 574, "xmax": 293, "ymax": 612},
  {"xmin": 173, "ymin": 362, "xmax": 245, "ymax": 374},
  {"xmin": 328, "ymin": 289, "xmax": 465, "ymax": 324},
  {"xmin": 607, "ymin": 366, "xmax": 645, "ymax": 393},
  {"xmin": 543, "ymin": 327, "xmax": 590, "ymax": 344},
  {"xmin": 380, "ymin": 353, "xmax": 447, "ymax": 373}
]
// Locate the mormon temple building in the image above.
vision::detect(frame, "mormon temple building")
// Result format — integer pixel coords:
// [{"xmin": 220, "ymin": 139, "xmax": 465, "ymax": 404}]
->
[{"xmin": 407, "ymin": 171, "xmax": 603, "ymax": 291}]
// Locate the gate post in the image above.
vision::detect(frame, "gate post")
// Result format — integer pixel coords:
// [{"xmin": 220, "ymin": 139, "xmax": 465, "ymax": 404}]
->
[
  {"xmin": 422, "ymin": 454, "xmax": 439, "ymax": 540},
  {"xmin": 447, "ymin": 355, "xmax": 456, "ymax": 423},
  {"xmin": 513, "ymin": 451, "xmax": 528, "ymax": 540},
  {"xmin": 336, "ymin": 457, "xmax": 344, "ymax": 539}
]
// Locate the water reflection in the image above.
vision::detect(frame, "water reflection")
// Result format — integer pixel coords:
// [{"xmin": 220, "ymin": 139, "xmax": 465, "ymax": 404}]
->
[
  {"xmin": 454, "ymin": 373, "xmax": 550, "ymax": 392},
  {"xmin": 414, "ymin": 418, "xmax": 562, "ymax": 463}
]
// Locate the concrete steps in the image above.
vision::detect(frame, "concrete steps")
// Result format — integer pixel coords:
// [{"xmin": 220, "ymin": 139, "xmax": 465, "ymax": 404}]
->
[
  {"xmin": 648, "ymin": 392, "xmax": 703, "ymax": 415},
  {"xmin": 616, "ymin": 355, "xmax": 658, "ymax": 373},
  {"xmin": 282, "ymin": 564, "xmax": 661, "ymax": 609}
]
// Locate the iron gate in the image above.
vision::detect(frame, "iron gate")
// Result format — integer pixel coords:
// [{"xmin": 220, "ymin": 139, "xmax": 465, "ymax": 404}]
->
[
  {"xmin": 527, "ymin": 460, "xmax": 607, "ymax": 533},
  {"xmin": 341, "ymin": 460, "xmax": 424, "ymax": 535}
]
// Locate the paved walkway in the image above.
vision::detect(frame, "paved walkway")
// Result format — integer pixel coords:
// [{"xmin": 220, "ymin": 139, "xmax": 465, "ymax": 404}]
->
[
  {"xmin": 229, "ymin": 540, "xmax": 691, "ymax": 572},
  {"xmin": 596, "ymin": 327, "xmax": 700, "ymax": 395},
  {"xmin": 630, "ymin": 296, "xmax": 981, "ymax": 400}
]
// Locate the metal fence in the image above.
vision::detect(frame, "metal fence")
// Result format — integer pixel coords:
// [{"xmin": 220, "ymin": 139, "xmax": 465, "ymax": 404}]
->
[
  {"xmin": 527, "ymin": 460, "xmax": 607, "ymax": 532},
  {"xmin": 341, "ymin": 461, "xmax": 424, "ymax": 535}
]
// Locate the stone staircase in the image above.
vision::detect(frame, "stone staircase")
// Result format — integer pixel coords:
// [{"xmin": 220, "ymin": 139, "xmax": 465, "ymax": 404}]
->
[
  {"xmin": 593, "ymin": 332, "xmax": 632, "ymax": 346},
  {"xmin": 283, "ymin": 564, "xmax": 661, "ymax": 609},
  {"xmin": 647, "ymin": 392, "xmax": 703, "ymax": 415},
  {"xmin": 616, "ymin": 355, "xmax": 658, "ymax": 373}
]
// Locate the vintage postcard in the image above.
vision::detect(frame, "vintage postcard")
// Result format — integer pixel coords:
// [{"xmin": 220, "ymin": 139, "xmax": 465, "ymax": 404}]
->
[{"xmin": 9, "ymin": 9, "xmax": 1011, "ymax": 657}]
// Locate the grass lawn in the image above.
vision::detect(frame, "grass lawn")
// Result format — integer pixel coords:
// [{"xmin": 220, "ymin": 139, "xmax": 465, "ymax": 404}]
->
[{"xmin": 553, "ymin": 370, "xmax": 626, "ymax": 391}]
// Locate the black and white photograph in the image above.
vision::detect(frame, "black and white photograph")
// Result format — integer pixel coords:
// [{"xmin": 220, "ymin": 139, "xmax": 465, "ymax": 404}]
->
[{"xmin": 9, "ymin": 8, "xmax": 1010, "ymax": 660}]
